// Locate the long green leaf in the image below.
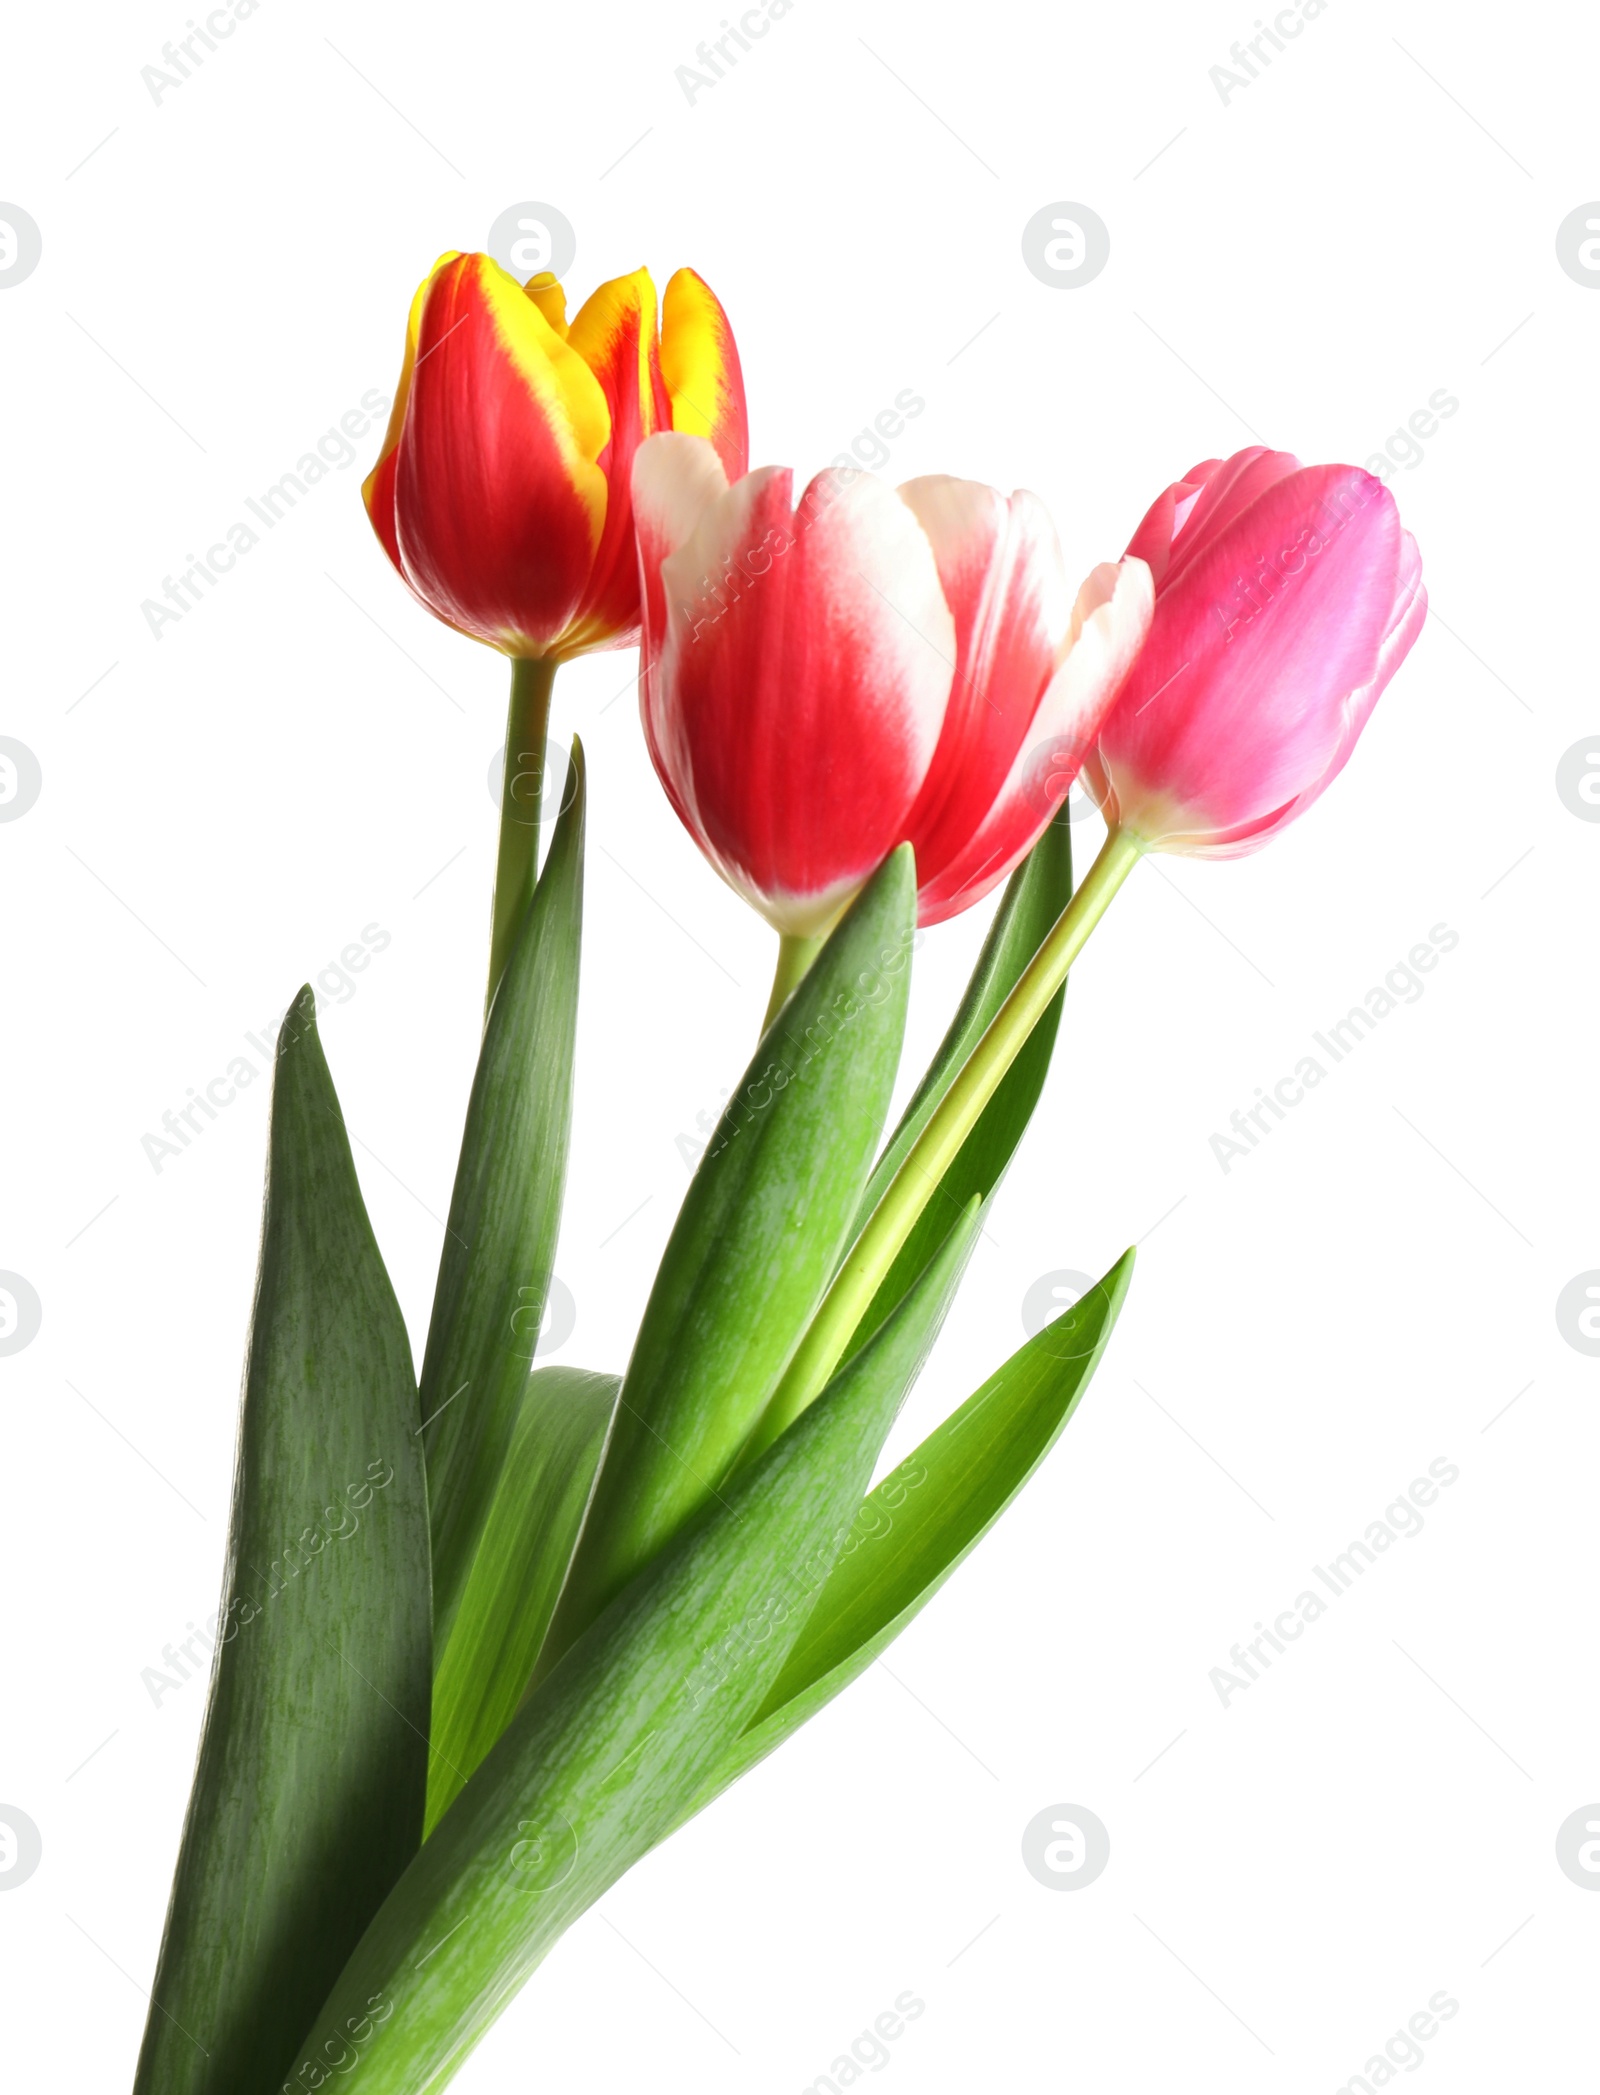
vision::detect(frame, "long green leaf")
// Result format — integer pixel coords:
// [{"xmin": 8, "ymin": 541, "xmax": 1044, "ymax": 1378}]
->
[
  {"xmin": 849, "ymin": 807, "xmax": 1073, "ymax": 1347},
  {"xmin": 539, "ymin": 846, "xmax": 916, "ymax": 1670},
  {"xmin": 277, "ymin": 1203, "xmax": 982, "ymax": 2095},
  {"xmin": 133, "ymin": 990, "xmax": 430, "ymax": 2095},
  {"xmin": 426, "ymin": 1367, "xmax": 618, "ymax": 1833},
  {"xmin": 421, "ymin": 741, "xmax": 586, "ymax": 1651},
  {"xmin": 683, "ymin": 1246, "xmax": 1133, "ymax": 1819}
]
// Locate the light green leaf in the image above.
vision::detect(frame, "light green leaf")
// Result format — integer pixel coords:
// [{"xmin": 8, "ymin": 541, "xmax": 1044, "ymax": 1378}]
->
[
  {"xmin": 276, "ymin": 1204, "xmax": 982, "ymax": 2095},
  {"xmin": 426, "ymin": 1367, "xmax": 618, "ymax": 1833},
  {"xmin": 684, "ymin": 1246, "xmax": 1133, "ymax": 1818},
  {"xmin": 539, "ymin": 846, "xmax": 915, "ymax": 1671},
  {"xmin": 848, "ymin": 807, "xmax": 1073, "ymax": 1348},
  {"xmin": 133, "ymin": 990, "xmax": 430, "ymax": 2095},
  {"xmin": 421, "ymin": 741, "xmax": 586, "ymax": 1652}
]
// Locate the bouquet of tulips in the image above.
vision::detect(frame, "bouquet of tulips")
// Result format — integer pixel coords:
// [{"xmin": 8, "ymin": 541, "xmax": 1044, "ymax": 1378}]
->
[{"xmin": 132, "ymin": 251, "xmax": 1426, "ymax": 2095}]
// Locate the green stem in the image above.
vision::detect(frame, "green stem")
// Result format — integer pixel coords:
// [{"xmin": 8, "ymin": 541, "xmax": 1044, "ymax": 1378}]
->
[
  {"xmin": 761, "ymin": 931, "xmax": 825, "ymax": 1034},
  {"xmin": 486, "ymin": 656, "xmax": 559, "ymax": 1020},
  {"xmin": 743, "ymin": 823, "xmax": 1146, "ymax": 1463}
]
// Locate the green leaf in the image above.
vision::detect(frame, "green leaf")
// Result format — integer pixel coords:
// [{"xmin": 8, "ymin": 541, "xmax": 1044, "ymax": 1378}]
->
[
  {"xmin": 849, "ymin": 808, "xmax": 1073, "ymax": 1348},
  {"xmin": 276, "ymin": 1203, "xmax": 982, "ymax": 2095},
  {"xmin": 133, "ymin": 990, "xmax": 430, "ymax": 2095},
  {"xmin": 421, "ymin": 740, "xmax": 586, "ymax": 1652},
  {"xmin": 682, "ymin": 1246, "xmax": 1133, "ymax": 1819},
  {"xmin": 426, "ymin": 1367, "xmax": 618, "ymax": 1834},
  {"xmin": 539, "ymin": 846, "xmax": 916, "ymax": 1671}
]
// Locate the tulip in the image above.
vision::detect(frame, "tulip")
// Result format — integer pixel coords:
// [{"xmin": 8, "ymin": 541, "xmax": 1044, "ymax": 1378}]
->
[
  {"xmin": 364, "ymin": 252, "xmax": 747, "ymax": 663},
  {"xmin": 1082, "ymin": 447, "xmax": 1426, "ymax": 854},
  {"xmin": 758, "ymin": 447, "xmax": 1427, "ymax": 1442},
  {"xmin": 362, "ymin": 252, "xmax": 747, "ymax": 1006},
  {"xmin": 631, "ymin": 431, "xmax": 1153, "ymax": 1015}
]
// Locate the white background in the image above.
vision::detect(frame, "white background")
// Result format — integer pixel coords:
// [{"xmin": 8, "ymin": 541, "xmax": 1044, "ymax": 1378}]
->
[{"xmin": 2, "ymin": 0, "xmax": 1596, "ymax": 2087}]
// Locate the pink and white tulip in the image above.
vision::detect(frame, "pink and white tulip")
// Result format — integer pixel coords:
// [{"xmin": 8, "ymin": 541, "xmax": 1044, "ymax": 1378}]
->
[
  {"xmin": 1084, "ymin": 447, "xmax": 1426, "ymax": 855},
  {"xmin": 631, "ymin": 433, "xmax": 1154, "ymax": 934}
]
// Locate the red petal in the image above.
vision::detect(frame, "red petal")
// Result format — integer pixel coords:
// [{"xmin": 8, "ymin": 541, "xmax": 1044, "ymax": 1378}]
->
[{"xmin": 394, "ymin": 255, "xmax": 609, "ymax": 656}]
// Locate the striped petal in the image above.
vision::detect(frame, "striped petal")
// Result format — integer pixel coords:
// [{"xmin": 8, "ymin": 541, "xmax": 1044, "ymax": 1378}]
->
[
  {"xmin": 558, "ymin": 269, "xmax": 673, "ymax": 654},
  {"xmin": 392, "ymin": 253, "xmax": 610, "ymax": 657},
  {"xmin": 896, "ymin": 480, "xmax": 1073, "ymax": 899},
  {"xmin": 660, "ymin": 269, "xmax": 749, "ymax": 482},
  {"xmin": 916, "ymin": 556, "xmax": 1154, "ymax": 924},
  {"xmin": 360, "ymin": 250, "xmax": 461, "ymax": 573},
  {"xmin": 635, "ymin": 435, "xmax": 952, "ymax": 937}
]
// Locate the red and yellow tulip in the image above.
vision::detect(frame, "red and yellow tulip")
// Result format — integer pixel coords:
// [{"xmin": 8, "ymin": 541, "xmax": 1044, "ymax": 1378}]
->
[{"xmin": 363, "ymin": 253, "xmax": 747, "ymax": 661}]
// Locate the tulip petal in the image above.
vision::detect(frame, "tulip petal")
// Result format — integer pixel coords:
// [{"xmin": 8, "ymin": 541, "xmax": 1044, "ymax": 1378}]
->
[
  {"xmin": 557, "ymin": 268, "xmax": 674, "ymax": 653},
  {"xmin": 896, "ymin": 480, "xmax": 1073, "ymax": 901},
  {"xmin": 917, "ymin": 557, "xmax": 1154, "ymax": 923},
  {"xmin": 633, "ymin": 436, "xmax": 777, "ymax": 844},
  {"xmin": 567, "ymin": 268, "xmax": 671, "ymax": 444},
  {"xmin": 633, "ymin": 428, "xmax": 733, "ymax": 635},
  {"xmin": 523, "ymin": 271, "xmax": 569, "ymax": 336},
  {"xmin": 1157, "ymin": 447, "xmax": 1300, "ymax": 587},
  {"xmin": 661, "ymin": 269, "xmax": 750, "ymax": 482},
  {"xmin": 1123, "ymin": 458, "xmax": 1214, "ymax": 584},
  {"xmin": 635, "ymin": 438, "xmax": 953, "ymax": 936},
  {"xmin": 361, "ymin": 251, "xmax": 461, "ymax": 573},
  {"xmin": 393, "ymin": 254, "xmax": 611, "ymax": 656},
  {"xmin": 1231, "ymin": 525, "xmax": 1427, "ymax": 852}
]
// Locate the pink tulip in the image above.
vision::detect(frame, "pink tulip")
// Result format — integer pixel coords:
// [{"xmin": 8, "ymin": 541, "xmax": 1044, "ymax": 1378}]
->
[
  {"xmin": 631, "ymin": 433, "xmax": 1153, "ymax": 934},
  {"xmin": 1083, "ymin": 448, "xmax": 1426, "ymax": 855}
]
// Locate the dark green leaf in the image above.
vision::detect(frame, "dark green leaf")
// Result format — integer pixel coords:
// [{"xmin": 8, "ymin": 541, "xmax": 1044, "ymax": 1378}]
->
[
  {"xmin": 539, "ymin": 847, "xmax": 915, "ymax": 1671},
  {"xmin": 426, "ymin": 1367, "xmax": 618, "ymax": 1832},
  {"xmin": 421, "ymin": 741, "xmax": 586, "ymax": 1652},
  {"xmin": 133, "ymin": 990, "xmax": 430, "ymax": 2095},
  {"xmin": 276, "ymin": 1204, "xmax": 982, "ymax": 2095}
]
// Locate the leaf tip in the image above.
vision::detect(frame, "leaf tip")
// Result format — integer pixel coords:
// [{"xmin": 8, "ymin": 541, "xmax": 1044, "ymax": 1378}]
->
[{"xmin": 277, "ymin": 984, "xmax": 319, "ymax": 1055}]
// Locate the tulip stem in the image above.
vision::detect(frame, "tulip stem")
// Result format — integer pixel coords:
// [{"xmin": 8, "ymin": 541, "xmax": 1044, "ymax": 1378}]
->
[
  {"xmin": 486, "ymin": 656, "xmax": 559, "ymax": 1021},
  {"xmin": 742, "ymin": 823, "xmax": 1147, "ymax": 1463},
  {"xmin": 762, "ymin": 932, "xmax": 825, "ymax": 1033}
]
